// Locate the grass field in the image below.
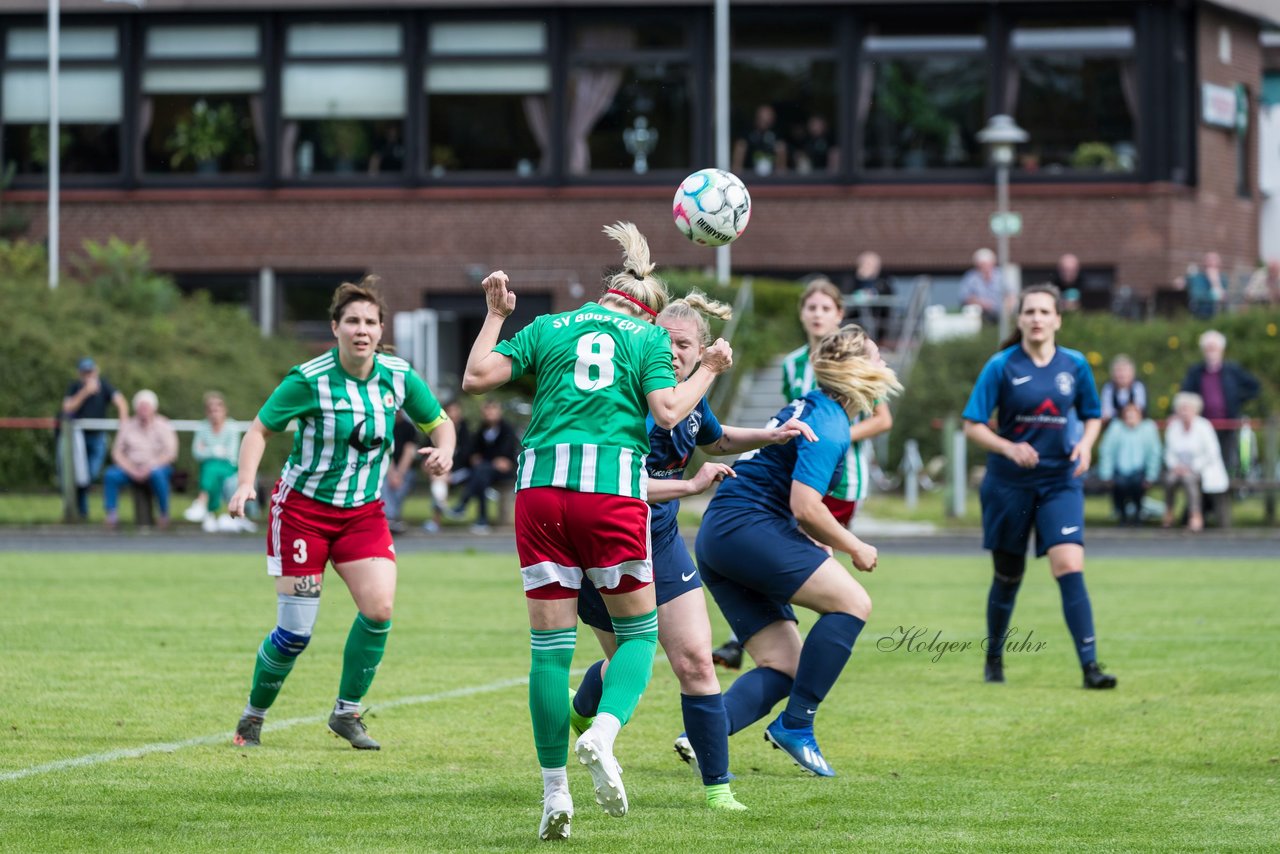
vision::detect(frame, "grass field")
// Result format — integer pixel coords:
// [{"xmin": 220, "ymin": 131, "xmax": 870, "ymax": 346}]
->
[{"xmin": 1, "ymin": 549, "xmax": 1277, "ymax": 852}]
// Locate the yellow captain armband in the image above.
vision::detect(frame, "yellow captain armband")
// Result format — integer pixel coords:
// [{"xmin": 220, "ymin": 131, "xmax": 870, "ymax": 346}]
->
[{"xmin": 417, "ymin": 412, "xmax": 449, "ymax": 433}]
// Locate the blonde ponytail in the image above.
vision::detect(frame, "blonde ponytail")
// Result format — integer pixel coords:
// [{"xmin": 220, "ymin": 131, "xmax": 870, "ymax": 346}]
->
[
  {"xmin": 659, "ymin": 288, "xmax": 733, "ymax": 345},
  {"xmin": 811, "ymin": 324, "xmax": 902, "ymax": 418},
  {"xmin": 600, "ymin": 221, "xmax": 670, "ymax": 319}
]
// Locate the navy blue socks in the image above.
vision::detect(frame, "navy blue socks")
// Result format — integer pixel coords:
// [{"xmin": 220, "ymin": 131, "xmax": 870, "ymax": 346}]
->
[
  {"xmin": 1056, "ymin": 571, "xmax": 1098, "ymax": 665},
  {"xmin": 681, "ymin": 693, "xmax": 731, "ymax": 786},
  {"xmin": 722, "ymin": 666, "xmax": 793, "ymax": 735},
  {"xmin": 782, "ymin": 613, "xmax": 865, "ymax": 729},
  {"xmin": 986, "ymin": 551, "xmax": 1026, "ymax": 660},
  {"xmin": 573, "ymin": 659, "xmax": 605, "ymax": 718}
]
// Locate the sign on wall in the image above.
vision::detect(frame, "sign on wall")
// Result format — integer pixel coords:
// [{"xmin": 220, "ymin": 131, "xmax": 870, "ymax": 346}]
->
[{"xmin": 1202, "ymin": 81, "xmax": 1245, "ymax": 131}]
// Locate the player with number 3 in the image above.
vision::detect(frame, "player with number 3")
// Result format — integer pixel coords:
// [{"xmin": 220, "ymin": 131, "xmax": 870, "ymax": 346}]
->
[{"xmin": 462, "ymin": 223, "xmax": 732, "ymax": 840}]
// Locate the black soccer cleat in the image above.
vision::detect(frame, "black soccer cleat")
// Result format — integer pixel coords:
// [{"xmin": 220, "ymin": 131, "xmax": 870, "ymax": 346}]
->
[
  {"xmin": 711, "ymin": 638, "xmax": 743, "ymax": 670},
  {"xmin": 1082, "ymin": 662, "xmax": 1117, "ymax": 690},
  {"xmin": 233, "ymin": 714, "xmax": 263, "ymax": 747},
  {"xmin": 983, "ymin": 657, "xmax": 1005, "ymax": 684},
  {"xmin": 328, "ymin": 711, "xmax": 381, "ymax": 749}
]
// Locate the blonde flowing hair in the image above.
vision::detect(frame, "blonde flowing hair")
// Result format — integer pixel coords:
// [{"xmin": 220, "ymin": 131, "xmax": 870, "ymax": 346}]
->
[
  {"xmin": 600, "ymin": 222, "xmax": 670, "ymax": 320},
  {"xmin": 658, "ymin": 288, "xmax": 733, "ymax": 345},
  {"xmin": 811, "ymin": 324, "xmax": 902, "ymax": 417}
]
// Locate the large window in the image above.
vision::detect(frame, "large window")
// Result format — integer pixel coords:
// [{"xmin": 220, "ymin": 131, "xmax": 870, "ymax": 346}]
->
[
  {"xmin": 566, "ymin": 18, "xmax": 694, "ymax": 176},
  {"xmin": 730, "ymin": 17, "xmax": 838, "ymax": 178},
  {"xmin": 278, "ymin": 271, "xmax": 364, "ymax": 337},
  {"xmin": 281, "ymin": 23, "xmax": 405, "ymax": 179},
  {"xmin": 1009, "ymin": 22, "xmax": 1138, "ymax": 175},
  {"xmin": 141, "ymin": 25, "xmax": 263, "ymax": 177},
  {"xmin": 2, "ymin": 26, "xmax": 121, "ymax": 178},
  {"xmin": 858, "ymin": 27, "xmax": 987, "ymax": 172},
  {"xmin": 424, "ymin": 21, "xmax": 550, "ymax": 177}
]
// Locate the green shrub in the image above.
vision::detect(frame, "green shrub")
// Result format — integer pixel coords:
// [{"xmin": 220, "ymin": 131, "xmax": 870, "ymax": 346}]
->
[
  {"xmin": 0, "ymin": 240, "xmax": 311, "ymax": 489},
  {"xmin": 889, "ymin": 311, "xmax": 1280, "ymax": 466}
]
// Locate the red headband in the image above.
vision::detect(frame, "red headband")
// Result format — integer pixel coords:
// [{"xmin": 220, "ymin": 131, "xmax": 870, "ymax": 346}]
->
[{"xmin": 606, "ymin": 288, "xmax": 658, "ymax": 318}]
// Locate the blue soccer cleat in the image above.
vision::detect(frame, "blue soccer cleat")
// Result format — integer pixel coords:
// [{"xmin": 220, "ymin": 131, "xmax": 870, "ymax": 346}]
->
[{"xmin": 764, "ymin": 715, "xmax": 835, "ymax": 777}]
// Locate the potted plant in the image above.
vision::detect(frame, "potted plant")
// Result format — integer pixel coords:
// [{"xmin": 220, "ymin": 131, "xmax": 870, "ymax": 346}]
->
[
  {"xmin": 27, "ymin": 125, "xmax": 72, "ymax": 173},
  {"xmin": 1070, "ymin": 141, "xmax": 1119, "ymax": 172},
  {"xmin": 167, "ymin": 100, "xmax": 238, "ymax": 174},
  {"xmin": 319, "ymin": 120, "xmax": 370, "ymax": 174}
]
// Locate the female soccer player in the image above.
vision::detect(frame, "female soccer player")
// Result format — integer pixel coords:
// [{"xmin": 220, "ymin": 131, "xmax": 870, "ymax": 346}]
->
[
  {"xmin": 713, "ymin": 278, "xmax": 893, "ymax": 669},
  {"xmin": 462, "ymin": 224, "xmax": 733, "ymax": 841},
  {"xmin": 961, "ymin": 283, "xmax": 1117, "ymax": 689},
  {"xmin": 696, "ymin": 325, "xmax": 900, "ymax": 777},
  {"xmin": 570, "ymin": 290, "xmax": 816, "ymax": 812},
  {"xmin": 226, "ymin": 276, "xmax": 455, "ymax": 751}
]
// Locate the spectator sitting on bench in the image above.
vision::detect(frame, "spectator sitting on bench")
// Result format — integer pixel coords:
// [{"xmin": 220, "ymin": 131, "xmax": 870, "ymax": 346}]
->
[
  {"xmin": 448, "ymin": 398, "xmax": 516, "ymax": 534},
  {"xmin": 1097, "ymin": 402, "xmax": 1162, "ymax": 525},
  {"xmin": 424, "ymin": 399, "xmax": 472, "ymax": 533},
  {"xmin": 103, "ymin": 389, "xmax": 179, "ymax": 529},
  {"xmin": 183, "ymin": 391, "xmax": 255, "ymax": 533},
  {"xmin": 1161, "ymin": 391, "xmax": 1228, "ymax": 533}
]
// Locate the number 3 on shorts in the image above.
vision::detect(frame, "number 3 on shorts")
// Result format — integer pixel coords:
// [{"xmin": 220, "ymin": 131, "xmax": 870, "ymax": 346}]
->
[
  {"xmin": 293, "ymin": 538, "xmax": 308, "ymax": 564},
  {"xmin": 574, "ymin": 332, "xmax": 616, "ymax": 392}
]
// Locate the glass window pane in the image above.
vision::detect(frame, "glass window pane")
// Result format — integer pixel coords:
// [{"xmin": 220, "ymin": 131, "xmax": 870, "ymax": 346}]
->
[
  {"xmin": 567, "ymin": 63, "xmax": 691, "ymax": 174},
  {"xmin": 429, "ymin": 22, "xmax": 546, "ymax": 55},
  {"xmin": 572, "ymin": 21, "xmax": 687, "ymax": 52},
  {"xmin": 146, "ymin": 25, "xmax": 260, "ymax": 59},
  {"xmin": 426, "ymin": 63, "xmax": 549, "ymax": 95},
  {"xmin": 4, "ymin": 124, "xmax": 119, "ymax": 175},
  {"xmin": 1013, "ymin": 55, "xmax": 1139, "ymax": 174},
  {"xmin": 279, "ymin": 272, "xmax": 363, "ymax": 336},
  {"xmin": 7, "ymin": 26, "xmax": 118, "ymax": 60},
  {"xmin": 731, "ymin": 58, "xmax": 837, "ymax": 176},
  {"xmin": 143, "ymin": 95, "xmax": 262, "ymax": 175},
  {"xmin": 428, "ymin": 91, "xmax": 548, "ymax": 175},
  {"xmin": 282, "ymin": 64, "xmax": 405, "ymax": 118},
  {"xmin": 282, "ymin": 120, "xmax": 405, "ymax": 177},
  {"xmin": 3, "ymin": 68, "xmax": 122, "ymax": 123},
  {"xmin": 143, "ymin": 66, "xmax": 263, "ymax": 95},
  {"xmin": 1011, "ymin": 26, "xmax": 1134, "ymax": 53},
  {"xmin": 860, "ymin": 55, "xmax": 986, "ymax": 170},
  {"xmin": 286, "ymin": 23, "xmax": 400, "ymax": 57},
  {"xmin": 862, "ymin": 35, "xmax": 985, "ymax": 55}
]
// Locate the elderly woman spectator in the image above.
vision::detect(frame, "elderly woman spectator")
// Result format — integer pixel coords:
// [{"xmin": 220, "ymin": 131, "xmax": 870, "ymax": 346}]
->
[
  {"xmin": 1097, "ymin": 402, "xmax": 1162, "ymax": 525},
  {"xmin": 1162, "ymin": 392, "xmax": 1228, "ymax": 533},
  {"xmin": 1243, "ymin": 259, "xmax": 1280, "ymax": 307},
  {"xmin": 103, "ymin": 389, "xmax": 179, "ymax": 529},
  {"xmin": 1099, "ymin": 354, "xmax": 1148, "ymax": 424},
  {"xmin": 1180, "ymin": 330, "xmax": 1260, "ymax": 475},
  {"xmin": 959, "ymin": 248, "xmax": 1008, "ymax": 325}
]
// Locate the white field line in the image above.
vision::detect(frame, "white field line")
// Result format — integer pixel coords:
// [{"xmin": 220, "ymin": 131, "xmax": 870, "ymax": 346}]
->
[{"xmin": 1, "ymin": 670, "xmax": 572, "ymax": 783}]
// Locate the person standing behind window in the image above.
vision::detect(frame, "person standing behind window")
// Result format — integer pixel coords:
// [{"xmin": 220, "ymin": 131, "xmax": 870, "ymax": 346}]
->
[
  {"xmin": 732, "ymin": 104, "xmax": 787, "ymax": 177},
  {"xmin": 61, "ymin": 356, "xmax": 129, "ymax": 520}
]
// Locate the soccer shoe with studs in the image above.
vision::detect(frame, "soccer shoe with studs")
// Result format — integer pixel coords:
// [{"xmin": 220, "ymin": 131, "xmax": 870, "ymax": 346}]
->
[
  {"xmin": 538, "ymin": 786, "xmax": 573, "ymax": 841},
  {"xmin": 327, "ymin": 711, "xmax": 381, "ymax": 750},
  {"xmin": 705, "ymin": 783, "xmax": 748, "ymax": 812},
  {"xmin": 711, "ymin": 638, "xmax": 743, "ymax": 670},
  {"xmin": 233, "ymin": 714, "xmax": 263, "ymax": 747},
  {"xmin": 574, "ymin": 729, "xmax": 628, "ymax": 817},
  {"xmin": 568, "ymin": 688, "xmax": 594, "ymax": 738},
  {"xmin": 984, "ymin": 656, "xmax": 1005, "ymax": 683},
  {"xmin": 1082, "ymin": 662, "xmax": 1117, "ymax": 690},
  {"xmin": 764, "ymin": 715, "xmax": 835, "ymax": 778},
  {"xmin": 673, "ymin": 733, "xmax": 700, "ymax": 776}
]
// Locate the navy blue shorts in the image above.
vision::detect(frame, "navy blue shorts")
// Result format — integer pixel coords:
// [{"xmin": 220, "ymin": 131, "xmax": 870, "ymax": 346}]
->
[
  {"xmin": 694, "ymin": 506, "xmax": 830, "ymax": 644},
  {"xmin": 578, "ymin": 527, "xmax": 702, "ymax": 633},
  {"xmin": 980, "ymin": 474, "xmax": 1085, "ymax": 558}
]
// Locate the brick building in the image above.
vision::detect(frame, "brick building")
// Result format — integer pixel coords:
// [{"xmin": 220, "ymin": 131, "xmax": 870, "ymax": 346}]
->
[{"xmin": 1, "ymin": 0, "xmax": 1275, "ymax": 378}]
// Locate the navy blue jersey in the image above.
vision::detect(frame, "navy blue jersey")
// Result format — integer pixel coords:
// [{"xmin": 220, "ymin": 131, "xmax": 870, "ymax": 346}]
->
[
  {"xmin": 963, "ymin": 345, "xmax": 1101, "ymax": 483},
  {"xmin": 646, "ymin": 397, "xmax": 723, "ymax": 542},
  {"xmin": 712, "ymin": 390, "xmax": 849, "ymax": 519}
]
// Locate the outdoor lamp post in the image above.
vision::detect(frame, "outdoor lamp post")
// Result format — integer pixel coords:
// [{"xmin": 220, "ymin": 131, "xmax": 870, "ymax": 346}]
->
[{"xmin": 976, "ymin": 114, "xmax": 1028, "ymax": 341}]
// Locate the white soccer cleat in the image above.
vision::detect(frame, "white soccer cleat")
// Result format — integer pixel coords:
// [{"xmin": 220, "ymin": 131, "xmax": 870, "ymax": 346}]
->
[
  {"xmin": 538, "ymin": 787, "xmax": 573, "ymax": 841},
  {"xmin": 673, "ymin": 734, "xmax": 701, "ymax": 777},
  {"xmin": 574, "ymin": 729, "xmax": 628, "ymax": 817},
  {"xmin": 182, "ymin": 502, "xmax": 207, "ymax": 523}
]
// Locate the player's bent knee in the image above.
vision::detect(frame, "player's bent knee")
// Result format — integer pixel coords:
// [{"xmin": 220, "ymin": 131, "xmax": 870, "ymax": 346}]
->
[
  {"xmin": 671, "ymin": 650, "xmax": 717, "ymax": 694},
  {"xmin": 362, "ymin": 603, "xmax": 394, "ymax": 623}
]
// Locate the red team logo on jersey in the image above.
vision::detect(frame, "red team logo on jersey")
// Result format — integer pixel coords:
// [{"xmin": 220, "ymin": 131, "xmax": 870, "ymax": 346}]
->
[{"xmin": 1013, "ymin": 400, "xmax": 1066, "ymax": 435}]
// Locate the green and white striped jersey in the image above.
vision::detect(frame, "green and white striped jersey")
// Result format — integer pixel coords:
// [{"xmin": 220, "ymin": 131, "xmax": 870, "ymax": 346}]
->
[
  {"xmin": 780, "ymin": 344, "xmax": 871, "ymax": 502},
  {"xmin": 257, "ymin": 349, "xmax": 446, "ymax": 508},
  {"xmin": 495, "ymin": 301, "xmax": 677, "ymax": 497}
]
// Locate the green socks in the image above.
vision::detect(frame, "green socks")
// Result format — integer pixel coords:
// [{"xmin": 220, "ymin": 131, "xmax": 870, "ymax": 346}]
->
[
  {"xmin": 338, "ymin": 613, "xmax": 392, "ymax": 705},
  {"xmin": 598, "ymin": 609, "xmax": 659, "ymax": 726},
  {"xmin": 529, "ymin": 628, "xmax": 577, "ymax": 768},
  {"xmin": 248, "ymin": 636, "xmax": 296, "ymax": 710}
]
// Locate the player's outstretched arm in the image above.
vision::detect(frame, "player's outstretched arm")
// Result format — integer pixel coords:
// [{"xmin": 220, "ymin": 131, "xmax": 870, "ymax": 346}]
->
[
  {"xmin": 462, "ymin": 271, "xmax": 516, "ymax": 394},
  {"xmin": 228, "ymin": 418, "xmax": 273, "ymax": 517},
  {"xmin": 648, "ymin": 339, "xmax": 733, "ymax": 429},
  {"xmin": 790, "ymin": 481, "xmax": 877, "ymax": 571},
  {"xmin": 707, "ymin": 418, "xmax": 816, "ymax": 456},
  {"xmin": 647, "ymin": 462, "xmax": 735, "ymax": 504},
  {"xmin": 848, "ymin": 401, "xmax": 893, "ymax": 444}
]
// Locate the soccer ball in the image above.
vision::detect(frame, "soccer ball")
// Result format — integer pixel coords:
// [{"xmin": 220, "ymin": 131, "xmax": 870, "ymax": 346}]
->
[{"xmin": 673, "ymin": 168, "xmax": 751, "ymax": 247}]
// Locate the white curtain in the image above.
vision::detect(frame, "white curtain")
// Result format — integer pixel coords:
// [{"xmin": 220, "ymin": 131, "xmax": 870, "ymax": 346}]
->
[
  {"xmin": 522, "ymin": 95, "xmax": 550, "ymax": 172},
  {"xmin": 567, "ymin": 25, "xmax": 634, "ymax": 175}
]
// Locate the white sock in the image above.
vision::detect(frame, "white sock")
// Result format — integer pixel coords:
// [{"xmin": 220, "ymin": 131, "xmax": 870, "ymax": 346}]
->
[
  {"xmin": 541, "ymin": 766, "xmax": 569, "ymax": 795},
  {"xmin": 334, "ymin": 699, "xmax": 360, "ymax": 716},
  {"xmin": 590, "ymin": 712, "xmax": 622, "ymax": 748},
  {"xmin": 431, "ymin": 480, "xmax": 448, "ymax": 504},
  {"xmin": 243, "ymin": 702, "xmax": 268, "ymax": 719}
]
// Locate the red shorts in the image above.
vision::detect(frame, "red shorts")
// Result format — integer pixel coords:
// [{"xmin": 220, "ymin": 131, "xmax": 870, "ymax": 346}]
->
[
  {"xmin": 822, "ymin": 496, "xmax": 858, "ymax": 526},
  {"xmin": 266, "ymin": 480, "xmax": 395, "ymax": 576},
  {"xmin": 515, "ymin": 487, "xmax": 652, "ymax": 599}
]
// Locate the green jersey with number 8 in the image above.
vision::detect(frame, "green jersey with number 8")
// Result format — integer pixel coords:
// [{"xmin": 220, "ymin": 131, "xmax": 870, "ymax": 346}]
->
[{"xmin": 495, "ymin": 302, "xmax": 677, "ymax": 497}]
